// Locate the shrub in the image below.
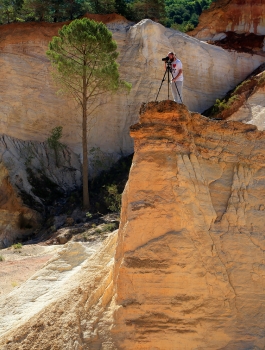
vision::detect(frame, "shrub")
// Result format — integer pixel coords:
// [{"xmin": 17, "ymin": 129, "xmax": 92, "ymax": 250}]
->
[
  {"xmin": 101, "ymin": 223, "xmax": 118, "ymax": 232},
  {"xmin": 12, "ymin": 243, "xmax": 22, "ymax": 250},
  {"xmin": 104, "ymin": 184, "xmax": 122, "ymax": 212},
  {"xmin": 0, "ymin": 255, "xmax": 4, "ymax": 262},
  {"xmin": 47, "ymin": 126, "xmax": 65, "ymax": 167}
]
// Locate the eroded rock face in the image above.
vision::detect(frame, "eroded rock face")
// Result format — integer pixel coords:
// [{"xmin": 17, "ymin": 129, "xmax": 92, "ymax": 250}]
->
[
  {"xmin": 227, "ymin": 83, "xmax": 265, "ymax": 129},
  {"xmin": 113, "ymin": 101, "xmax": 265, "ymax": 349},
  {"xmin": 1, "ymin": 102, "xmax": 265, "ymax": 349},
  {"xmin": 202, "ymin": 65, "xmax": 265, "ymax": 130},
  {"xmin": 0, "ymin": 134, "xmax": 81, "ymax": 247},
  {"xmin": 189, "ymin": 0, "xmax": 265, "ymax": 53},
  {"xmin": 0, "ymin": 17, "xmax": 264, "ymax": 158}
]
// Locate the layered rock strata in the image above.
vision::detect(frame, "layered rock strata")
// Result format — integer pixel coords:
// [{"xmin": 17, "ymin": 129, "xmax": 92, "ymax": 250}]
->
[
  {"xmin": 112, "ymin": 101, "xmax": 265, "ymax": 349},
  {"xmin": 2, "ymin": 102, "xmax": 265, "ymax": 349},
  {"xmin": 189, "ymin": 0, "xmax": 265, "ymax": 37},
  {"xmin": 0, "ymin": 17, "xmax": 264, "ymax": 158},
  {"xmin": 0, "ymin": 134, "xmax": 81, "ymax": 247}
]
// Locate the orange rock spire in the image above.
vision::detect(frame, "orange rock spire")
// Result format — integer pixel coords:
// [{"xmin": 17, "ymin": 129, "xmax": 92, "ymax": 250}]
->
[{"xmin": 113, "ymin": 100, "xmax": 265, "ymax": 349}]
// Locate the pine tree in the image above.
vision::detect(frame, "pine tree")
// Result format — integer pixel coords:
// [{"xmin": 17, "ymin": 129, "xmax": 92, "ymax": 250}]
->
[
  {"xmin": 88, "ymin": 0, "xmax": 116, "ymax": 14},
  {"xmin": 132, "ymin": 0, "xmax": 165, "ymax": 22},
  {"xmin": 23, "ymin": 0, "xmax": 51, "ymax": 21},
  {"xmin": 46, "ymin": 18, "xmax": 131, "ymax": 209},
  {"xmin": 0, "ymin": 0, "xmax": 24, "ymax": 23}
]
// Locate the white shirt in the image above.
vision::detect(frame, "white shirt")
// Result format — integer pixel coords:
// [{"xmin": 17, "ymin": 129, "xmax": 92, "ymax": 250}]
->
[{"xmin": 171, "ymin": 59, "xmax": 183, "ymax": 81}]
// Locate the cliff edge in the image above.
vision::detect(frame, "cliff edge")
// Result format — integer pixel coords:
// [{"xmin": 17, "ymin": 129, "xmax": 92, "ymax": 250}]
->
[{"xmin": 1, "ymin": 101, "xmax": 265, "ymax": 349}]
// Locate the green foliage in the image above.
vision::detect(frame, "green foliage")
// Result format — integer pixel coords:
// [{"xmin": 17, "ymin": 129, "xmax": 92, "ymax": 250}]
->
[
  {"xmin": 86, "ymin": 212, "xmax": 93, "ymax": 218},
  {"xmin": 47, "ymin": 126, "xmax": 65, "ymax": 167},
  {"xmin": 103, "ymin": 184, "xmax": 121, "ymax": 212},
  {"xmin": 204, "ymin": 94, "xmax": 240, "ymax": 117},
  {"xmin": 47, "ymin": 18, "xmax": 131, "ymax": 209},
  {"xmin": 90, "ymin": 153, "xmax": 133, "ymax": 213},
  {"xmin": 0, "ymin": 0, "xmax": 214, "ymax": 29},
  {"xmin": 47, "ymin": 18, "xmax": 131, "ymax": 104},
  {"xmin": 101, "ymin": 222, "xmax": 118, "ymax": 232},
  {"xmin": 12, "ymin": 243, "xmax": 22, "ymax": 249},
  {"xmin": 0, "ymin": 255, "xmax": 4, "ymax": 261},
  {"xmin": 89, "ymin": 0, "xmax": 116, "ymax": 14},
  {"xmin": 130, "ymin": 0, "xmax": 166, "ymax": 22},
  {"xmin": 0, "ymin": 0, "xmax": 24, "ymax": 24},
  {"xmin": 164, "ymin": 0, "xmax": 213, "ymax": 31}
]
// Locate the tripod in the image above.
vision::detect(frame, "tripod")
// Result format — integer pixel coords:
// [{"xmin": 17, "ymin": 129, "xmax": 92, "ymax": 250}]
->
[{"xmin": 155, "ymin": 62, "xmax": 183, "ymax": 103}]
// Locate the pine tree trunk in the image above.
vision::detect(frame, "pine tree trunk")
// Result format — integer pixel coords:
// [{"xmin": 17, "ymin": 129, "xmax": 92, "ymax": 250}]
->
[{"xmin": 82, "ymin": 69, "xmax": 90, "ymax": 210}]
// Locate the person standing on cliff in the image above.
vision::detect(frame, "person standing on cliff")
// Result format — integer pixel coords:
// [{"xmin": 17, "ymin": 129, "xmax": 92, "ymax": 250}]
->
[{"xmin": 166, "ymin": 52, "xmax": 183, "ymax": 103}]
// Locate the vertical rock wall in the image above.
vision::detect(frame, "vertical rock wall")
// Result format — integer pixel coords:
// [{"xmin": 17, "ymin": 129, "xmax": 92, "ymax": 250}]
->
[{"xmin": 113, "ymin": 101, "xmax": 265, "ymax": 349}]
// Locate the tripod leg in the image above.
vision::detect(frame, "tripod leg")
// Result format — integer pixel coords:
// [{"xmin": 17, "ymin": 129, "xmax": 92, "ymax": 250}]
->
[
  {"xmin": 155, "ymin": 68, "xmax": 169, "ymax": 102},
  {"xmin": 167, "ymin": 67, "xmax": 170, "ymax": 100},
  {"xmin": 169, "ymin": 70, "xmax": 183, "ymax": 104}
]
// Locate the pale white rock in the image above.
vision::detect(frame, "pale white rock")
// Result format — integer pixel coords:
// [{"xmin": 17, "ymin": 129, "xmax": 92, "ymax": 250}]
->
[
  {"xmin": 227, "ymin": 86, "xmax": 265, "ymax": 130},
  {"xmin": 212, "ymin": 32, "xmax": 227, "ymax": 41},
  {"xmin": 0, "ymin": 240, "xmax": 103, "ymax": 338},
  {"xmin": 0, "ymin": 19, "xmax": 264, "ymax": 158},
  {"xmin": 0, "ymin": 232, "xmax": 118, "ymax": 349}
]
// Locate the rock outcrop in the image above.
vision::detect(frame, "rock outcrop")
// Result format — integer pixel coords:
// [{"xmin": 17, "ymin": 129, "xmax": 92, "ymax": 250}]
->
[
  {"xmin": 0, "ymin": 16, "xmax": 264, "ymax": 158},
  {"xmin": 189, "ymin": 0, "xmax": 265, "ymax": 54},
  {"xmin": 113, "ymin": 101, "xmax": 265, "ymax": 349},
  {"xmin": 0, "ymin": 134, "xmax": 81, "ymax": 247},
  {"xmin": 203, "ymin": 64, "xmax": 265, "ymax": 130},
  {"xmin": 2, "ymin": 101, "xmax": 265, "ymax": 349}
]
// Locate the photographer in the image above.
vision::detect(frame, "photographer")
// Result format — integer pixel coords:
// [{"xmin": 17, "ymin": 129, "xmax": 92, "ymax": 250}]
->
[{"xmin": 165, "ymin": 52, "xmax": 183, "ymax": 103}]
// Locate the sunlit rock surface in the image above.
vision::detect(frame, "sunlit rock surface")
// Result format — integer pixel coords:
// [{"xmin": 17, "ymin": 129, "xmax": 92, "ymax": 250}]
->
[
  {"xmin": 2, "ymin": 102, "xmax": 265, "ymax": 349},
  {"xmin": 189, "ymin": 0, "xmax": 265, "ymax": 40},
  {"xmin": 0, "ymin": 16, "xmax": 264, "ymax": 157},
  {"xmin": 113, "ymin": 101, "xmax": 265, "ymax": 349}
]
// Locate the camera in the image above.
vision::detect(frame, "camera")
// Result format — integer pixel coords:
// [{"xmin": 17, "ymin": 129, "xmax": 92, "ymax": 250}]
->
[{"xmin": 162, "ymin": 56, "xmax": 170, "ymax": 62}]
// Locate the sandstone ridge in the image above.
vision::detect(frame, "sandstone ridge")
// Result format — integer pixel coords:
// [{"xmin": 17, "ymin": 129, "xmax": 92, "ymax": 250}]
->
[{"xmin": 2, "ymin": 101, "xmax": 265, "ymax": 349}]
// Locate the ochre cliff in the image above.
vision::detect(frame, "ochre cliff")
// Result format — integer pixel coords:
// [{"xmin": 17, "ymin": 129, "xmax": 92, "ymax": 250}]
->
[
  {"xmin": 2, "ymin": 101, "xmax": 265, "ymax": 349},
  {"xmin": 0, "ymin": 17, "xmax": 264, "ymax": 158},
  {"xmin": 113, "ymin": 101, "xmax": 265, "ymax": 349},
  {"xmin": 189, "ymin": 0, "xmax": 265, "ymax": 54}
]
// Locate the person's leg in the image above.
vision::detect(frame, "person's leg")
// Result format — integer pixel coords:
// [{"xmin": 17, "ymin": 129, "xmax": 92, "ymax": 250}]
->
[
  {"xmin": 171, "ymin": 82, "xmax": 178, "ymax": 102},
  {"xmin": 175, "ymin": 81, "xmax": 183, "ymax": 103}
]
